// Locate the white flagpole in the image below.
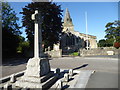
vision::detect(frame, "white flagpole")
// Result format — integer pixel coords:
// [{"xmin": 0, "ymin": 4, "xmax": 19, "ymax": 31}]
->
[{"xmin": 85, "ymin": 11, "xmax": 89, "ymax": 50}]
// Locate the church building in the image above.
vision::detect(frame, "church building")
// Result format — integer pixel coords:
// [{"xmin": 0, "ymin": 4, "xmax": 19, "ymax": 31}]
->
[{"xmin": 60, "ymin": 8, "xmax": 97, "ymax": 53}]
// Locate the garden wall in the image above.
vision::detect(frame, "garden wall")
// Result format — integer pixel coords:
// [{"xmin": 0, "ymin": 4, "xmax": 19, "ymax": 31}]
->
[{"xmin": 79, "ymin": 47, "xmax": 120, "ymax": 56}]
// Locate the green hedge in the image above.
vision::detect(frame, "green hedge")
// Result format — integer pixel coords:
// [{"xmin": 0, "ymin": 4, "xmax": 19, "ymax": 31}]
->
[{"xmin": 69, "ymin": 52, "xmax": 79, "ymax": 56}]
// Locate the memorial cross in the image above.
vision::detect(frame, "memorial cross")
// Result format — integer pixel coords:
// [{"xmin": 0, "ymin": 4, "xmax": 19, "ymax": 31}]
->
[{"xmin": 31, "ymin": 10, "xmax": 43, "ymax": 58}]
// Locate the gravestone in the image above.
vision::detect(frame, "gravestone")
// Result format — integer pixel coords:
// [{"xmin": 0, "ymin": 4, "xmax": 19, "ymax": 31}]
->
[
  {"xmin": 69, "ymin": 69, "xmax": 73, "ymax": 78},
  {"xmin": 56, "ymin": 68, "xmax": 60, "ymax": 74},
  {"xmin": 56, "ymin": 80, "xmax": 63, "ymax": 89},
  {"xmin": 48, "ymin": 46, "xmax": 50, "ymax": 51},
  {"xmin": 64, "ymin": 73, "xmax": 69, "ymax": 82},
  {"xmin": 10, "ymin": 74, "xmax": 16, "ymax": 83},
  {"xmin": 53, "ymin": 43, "xmax": 60, "ymax": 51},
  {"xmin": 15, "ymin": 10, "xmax": 51, "ymax": 88}
]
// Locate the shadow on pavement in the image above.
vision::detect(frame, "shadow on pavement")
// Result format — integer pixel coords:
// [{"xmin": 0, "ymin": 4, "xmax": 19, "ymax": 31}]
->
[{"xmin": 73, "ymin": 64, "xmax": 88, "ymax": 70}]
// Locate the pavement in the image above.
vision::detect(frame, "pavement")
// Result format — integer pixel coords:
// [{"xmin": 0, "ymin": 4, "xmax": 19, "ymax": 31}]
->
[
  {"xmin": 86, "ymin": 71, "xmax": 118, "ymax": 88},
  {"xmin": 1, "ymin": 55, "xmax": 119, "ymax": 88}
]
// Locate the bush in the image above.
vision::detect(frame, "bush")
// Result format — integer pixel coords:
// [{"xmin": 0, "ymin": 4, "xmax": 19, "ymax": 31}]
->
[
  {"xmin": 114, "ymin": 42, "xmax": 120, "ymax": 49},
  {"xmin": 17, "ymin": 41, "xmax": 30, "ymax": 53},
  {"xmin": 70, "ymin": 52, "xmax": 79, "ymax": 56}
]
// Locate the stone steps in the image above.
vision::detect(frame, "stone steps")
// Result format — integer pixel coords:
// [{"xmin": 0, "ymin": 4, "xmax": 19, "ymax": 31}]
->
[
  {"xmin": 41, "ymin": 71, "xmax": 54, "ymax": 83},
  {"xmin": 42, "ymin": 74, "xmax": 58, "ymax": 89},
  {"xmin": 1, "ymin": 71, "xmax": 58, "ymax": 89},
  {"xmin": 14, "ymin": 71, "xmax": 58, "ymax": 89}
]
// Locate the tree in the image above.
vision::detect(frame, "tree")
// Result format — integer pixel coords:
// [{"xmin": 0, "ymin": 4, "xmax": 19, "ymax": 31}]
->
[
  {"xmin": 105, "ymin": 20, "xmax": 120, "ymax": 47},
  {"xmin": 17, "ymin": 36, "xmax": 30, "ymax": 54},
  {"xmin": 98, "ymin": 39, "xmax": 107, "ymax": 47},
  {"xmin": 20, "ymin": 2, "xmax": 63, "ymax": 49},
  {"xmin": 2, "ymin": 2, "xmax": 21, "ymax": 58}
]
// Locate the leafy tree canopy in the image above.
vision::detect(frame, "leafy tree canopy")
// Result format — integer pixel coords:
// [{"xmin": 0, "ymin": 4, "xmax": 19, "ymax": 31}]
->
[
  {"xmin": 98, "ymin": 39, "xmax": 106, "ymax": 47},
  {"xmin": 2, "ymin": 2, "xmax": 22, "ymax": 58},
  {"xmin": 98, "ymin": 38, "xmax": 115, "ymax": 47},
  {"xmin": 105, "ymin": 20, "xmax": 120, "ymax": 43},
  {"xmin": 2, "ymin": 2, "xmax": 21, "ymax": 35},
  {"xmin": 20, "ymin": 2, "xmax": 63, "ymax": 49}
]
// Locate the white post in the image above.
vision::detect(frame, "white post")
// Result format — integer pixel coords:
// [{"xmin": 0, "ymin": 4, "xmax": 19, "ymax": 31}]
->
[{"xmin": 85, "ymin": 12, "xmax": 89, "ymax": 50}]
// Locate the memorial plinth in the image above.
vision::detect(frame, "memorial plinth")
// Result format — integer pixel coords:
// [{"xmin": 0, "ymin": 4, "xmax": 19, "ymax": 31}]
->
[
  {"xmin": 15, "ymin": 58, "xmax": 51, "ymax": 88},
  {"xmin": 24, "ymin": 58, "xmax": 50, "ymax": 77}
]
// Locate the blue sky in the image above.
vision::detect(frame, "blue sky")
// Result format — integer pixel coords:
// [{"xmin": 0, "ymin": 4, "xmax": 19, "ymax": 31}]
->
[{"xmin": 9, "ymin": 2, "xmax": 118, "ymax": 42}]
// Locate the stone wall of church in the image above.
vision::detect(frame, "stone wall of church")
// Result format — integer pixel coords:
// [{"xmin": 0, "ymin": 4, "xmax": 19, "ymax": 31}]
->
[
  {"xmin": 60, "ymin": 31, "xmax": 98, "ymax": 55},
  {"xmin": 89, "ymin": 38, "xmax": 98, "ymax": 48}
]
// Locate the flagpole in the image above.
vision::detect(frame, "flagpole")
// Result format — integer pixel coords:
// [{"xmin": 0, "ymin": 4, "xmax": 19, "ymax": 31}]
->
[{"xmin": 85, "ymin": 11, "xmax": 88, "ymax": 50}]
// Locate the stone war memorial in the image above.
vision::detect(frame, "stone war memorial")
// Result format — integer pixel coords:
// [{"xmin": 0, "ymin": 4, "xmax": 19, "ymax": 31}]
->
[
  {"xmin": 1, "ymin": 9, "xmax": 95, "ymax": 89},
  {"xmin": 15, "ymin": 10, "xmax": 51, "ymax": 88}
]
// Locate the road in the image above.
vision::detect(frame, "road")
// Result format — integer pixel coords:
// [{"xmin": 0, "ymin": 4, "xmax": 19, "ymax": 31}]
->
[{"xmin": 1, "ymin": 55, "xmax": 118, "ymax": 88}]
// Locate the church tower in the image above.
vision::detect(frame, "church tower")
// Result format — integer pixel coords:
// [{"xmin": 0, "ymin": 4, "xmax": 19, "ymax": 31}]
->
[{"xmin": 63, "ymin": 8, "xmax": 74, "ymax": 32}]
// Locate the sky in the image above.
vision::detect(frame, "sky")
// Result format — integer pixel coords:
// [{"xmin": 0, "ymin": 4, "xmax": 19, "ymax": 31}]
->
[{"xmin": 9, "ymin": 2, "xmax": 118, "ymax": 42}]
